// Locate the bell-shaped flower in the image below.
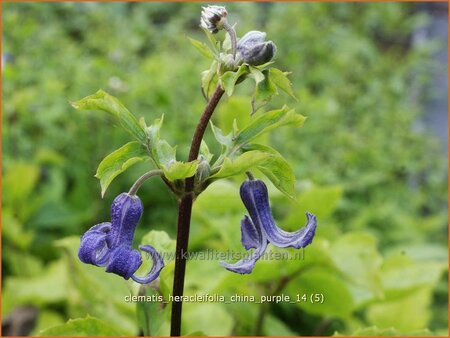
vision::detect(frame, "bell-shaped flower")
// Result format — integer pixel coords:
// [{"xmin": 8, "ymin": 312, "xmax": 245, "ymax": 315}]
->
[
  {"xmin": 237, "ymin": 31, "xmax": 277, "ymax": 66},
  {"xmin": 200, "ymin": 5, "xmax": 228, "ymax": 34},
  {"xmin": 221, "ymin": 178, "xmax": 317, "ymax": 274},
  {"xmin": 78, "ymin": 193, "xmax": 164, "ymax": 284}
]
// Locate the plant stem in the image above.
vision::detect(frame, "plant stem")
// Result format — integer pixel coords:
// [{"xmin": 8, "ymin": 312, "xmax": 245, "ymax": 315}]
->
[
  {"xmin": 128, "ymin": 169, "xmax": 164, "ymax": 196},
  {"xmin": 223, "ymin": 22, "xmax": 237, "ymax": 59},
  {"xmin": 170, "ymin": 86, "xmax": 225, "ymax": 336}
]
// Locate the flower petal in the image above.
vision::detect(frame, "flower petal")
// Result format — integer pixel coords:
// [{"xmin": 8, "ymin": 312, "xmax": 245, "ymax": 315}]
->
[
  {"xmin": 220, "ymin": 239, "xmax": 268, "ymax": 274},
  {"xmin": 241, "ymin": 215, "xmax": 260, "ymax": 250},
  {"xmin": 131, "ymin": 245, "xmax": 165, "ymax": 284},
  {"xmin": 78, "ymin": 222, "xmax": 111, "ymax": 266},
  {"xmin": 105, "ymin": 246, "xmax": 142, "ymax": 280},
  {"xmin": 107, "ymin": 193, "xmax": 143, "ymax": 249},
  {"xmin": 240, "ymin": 179, "xmax": 317, "ymax": 249},
  {"xmin": 221, "ymin": 214, "xmax": 268, "ymax": 274}
]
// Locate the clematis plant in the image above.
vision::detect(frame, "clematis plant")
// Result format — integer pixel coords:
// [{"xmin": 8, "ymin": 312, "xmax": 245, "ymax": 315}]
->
[{"xmin": 72, "ymin": 5, "xmax": 316, "ymax": 337}]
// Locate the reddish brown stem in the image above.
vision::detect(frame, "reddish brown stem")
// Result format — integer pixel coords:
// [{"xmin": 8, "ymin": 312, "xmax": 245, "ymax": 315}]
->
[{"xmin": 170, "ymin": 86, "xmax": 225, "ymax": 336}]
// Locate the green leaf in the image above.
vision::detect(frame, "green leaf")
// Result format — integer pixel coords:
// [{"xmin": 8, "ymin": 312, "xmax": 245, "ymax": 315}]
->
[
  {"xmin": 200, "ymin": 140, "xmax": 214, "ymax": 163},
  {"xmin": 249, "ymin": 66, "xmax": 265, "ymax": 84},
  {"xmin": 40, "ymin": 316, "xmax": 124, "ymax": 336},
  {"xmin": 95, "ymin": 141, "xmax": 148, "ymax": 197},
  {"xmin": 201, "ymin": 61, "xmax": 219, "ymax": 100},
  {"xmin": 141, "ymin": 230, "xmax": 176, "ymax": 255},
  {"xmin": 234, "ymin": 106, "xmax": 306, "ymax": 147},
  {"xmin": 163, "ymin": 160, "xmax": 199, "ymax": 181},
  {"xmin": 210, "ymin": 148, "xmax": 294, "ymax": 190},
  {"xmin": 182, "ymin": 303, "xmax": 233, "ymax": 336},
  {"xmin": 270, "ymin": 68, "xmax": 297, "ymax": 100},
  {"xmin": 201, "ymin": 27, "xmax": 220, "ymax": 53},
  {"xmin": 242, "ymin": 144, "xmax": 295, "ymax": 198},
  {"xmin": 346, "ymin": 326, "xmax": 433, "ymax": 337},
  {"xmin": 366, "ymin": 287, "xmax": 434, "ymax": 331},
  {"xmin": 210, "ymin": 122, "xmax": 233, "ymax": 149},
  {"xmin": 188, "ymin": 37, "xmax": 215, "ymax": 59},
  {"xmin": 220, "ymin": 64, "xmax": 249, "ymax": 96},
  {"xmin": 72, "ymin": 90, "xmax": 146, "ymax": 143},
  {"xmin": 155, "ymin": 139, "xmax": 176, "ymax": 168},
  {"xmin": 136, "ymin": 286, "xmax": 167, "ymax": 336},
  {"xmin": 55, "ymin": 237, "xmax": 137, "ymax": 335},
  {"xmin": 331, "ymin": 232, "xmax": 384, "ymax": 303},
  {"xmin": 145, "ymin": 114, "xmax": 164, "ymax": 156},
  {"xmin": 286, "ymin": 267, "xmax": 354, "ymax": 319},
  {"xmin": 251, "ymin": 70, "xmax": 278, "ymax": 114}
]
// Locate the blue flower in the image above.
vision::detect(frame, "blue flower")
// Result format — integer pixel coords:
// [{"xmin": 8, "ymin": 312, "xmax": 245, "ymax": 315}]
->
[
  {"xmin": 221, "ymin": 178, "xmax": 317, "ymax": 274},
  {"xmin": 78, "ymin": 193, "xmax": 164, "ymax": 284}
]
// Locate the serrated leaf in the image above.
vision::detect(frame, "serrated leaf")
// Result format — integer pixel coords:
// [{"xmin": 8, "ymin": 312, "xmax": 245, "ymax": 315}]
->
[
  {"xmin": 40, "ymin": 316, "xmax": 124, "ymax": 336},
  {"xmin": 249, "ymin": 66, "xmax": 265, "ymax": 84},
  {"xmin": 200, "ymin": 140, "xmax": 213, "ymax": 163},
  {"xmin": 201, "ymin": 61, "xmax": 219, "ymax": 100},
  {"xmin": 163, "ymin": 160, "xmax": 198, "ymax": 181},
  {"xmin": 72, "ymin": 90, "xmax": 146, "ymax": 144},
  {"xmin": 210, "ymin": 150, "xmax": 271, "ymax": 179},
  {"xmin": 270, "ymin": 68, "xmax": 297, "ymax": 100},
  {"xmin": 251, "ymin": 70, "xmax": 278, "ymax": 114},
  {"xmin": 210, "ymin": 121, "xmax": 233, "ymax": 148},
  {"xmin": 202, "ymin": 27, "xmax": 220, "ymax": 53},
  {"xmin": 220, "ymin": 64, "xmax": 249, "ymax": 96},
  {"xmin": 188, "ymin": 37, "xmax": 215, "ymax": 59},
  {"xmin": 155, "ymin": 139, "xmax": 176, "ymax": 168},
  {"xmin": 242, "ymin": 144, "xmax": 295, "ymax": 198},
  {"xmin": 235, "ymin": 106, "xmax": 306, "ymax": 147},
  {"xmin": 95, "ymin": 141, "xmax": 148, "ymax": 197}
]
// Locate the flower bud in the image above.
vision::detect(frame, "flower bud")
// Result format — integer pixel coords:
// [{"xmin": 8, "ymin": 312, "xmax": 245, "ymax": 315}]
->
[
  {"xmin": 200, "ymin": 5, "xmax": 228, "ymax": 34},
  {"xmin": 237, "ymin": 31, "xmax": 277, "ymax": 66},
  {"xmin": 195, "ymin": 157, "xmax": 211, "ymax": 183},
  {"xmin": 218, "ymin": 52, "xmax": 238, "ymax": 72}
]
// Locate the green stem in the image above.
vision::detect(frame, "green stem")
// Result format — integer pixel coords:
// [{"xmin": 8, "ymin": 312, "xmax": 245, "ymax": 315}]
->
[
  {"xmin": 128, "ymin": 169, "xmax": 164, "ymax": 195},
  {"xmin": 223, "ymin": 22, "xmax": 237, "ymax": 59}
]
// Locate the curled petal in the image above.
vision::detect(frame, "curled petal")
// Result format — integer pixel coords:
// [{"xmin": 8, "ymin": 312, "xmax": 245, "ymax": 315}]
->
[
  {"xmin": 105, "ymin": 246, "xmax": 142, "ymax": 280},
  {"xmin": 221, "ymin": 216, "xmax": 268, "ymax": 274},
  {"xmin": 240, "ymin": 179, "xmax": 317, "ymax": 249},
  {"xmin": 131, "ymin": 245, "xmax": 165, "ymax": 284},
  {"xmin": 220, "ymin": 239, "xmax": 268, "ymax": 274},
  {"xmin": 78, "ymin": 222, "xmax": 111, "ymax": 266}
]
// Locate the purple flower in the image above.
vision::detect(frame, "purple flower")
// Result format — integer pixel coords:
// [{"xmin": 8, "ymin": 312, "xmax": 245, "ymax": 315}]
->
[
  {"xmin": 221, "ymin": 179, "xmax": 317, "ymax": 274},
  {"xmin": 78, "ymin": 193, "xmax": 164, "ymax": 284}
]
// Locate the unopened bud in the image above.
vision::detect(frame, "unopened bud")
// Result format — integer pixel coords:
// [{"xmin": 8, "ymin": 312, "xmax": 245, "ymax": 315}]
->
[
  {"xmin": 200, "ymin": 5, "xmax": 228, "ymax": 34},
  {"xmin": 195, "ymin": 158, "xmax": 211, "ymax": 183},
  {"xmin": 237, "ymin": 31, "xmax": 277, "ymax": 66}
]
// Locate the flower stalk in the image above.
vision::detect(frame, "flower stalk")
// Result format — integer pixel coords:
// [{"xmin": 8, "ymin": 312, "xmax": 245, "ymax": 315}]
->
[{"xmin": 128, "ymin": 169, "xmax": 164, "ymax": 196}]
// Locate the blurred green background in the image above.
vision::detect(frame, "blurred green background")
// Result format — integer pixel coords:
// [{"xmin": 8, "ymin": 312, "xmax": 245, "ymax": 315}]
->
[{"xmin": 2, "ymin": 2, "xmax": 448, "ymax": 336}]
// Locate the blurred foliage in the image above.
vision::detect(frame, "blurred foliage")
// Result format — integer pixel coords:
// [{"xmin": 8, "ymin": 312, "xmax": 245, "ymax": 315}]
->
[{"xmin": 2, "ymin": 2, "xmax": 447, "ymax": 336}]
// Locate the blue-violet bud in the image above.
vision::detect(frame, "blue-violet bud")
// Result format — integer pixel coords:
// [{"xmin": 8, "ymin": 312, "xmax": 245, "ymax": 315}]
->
[
  {"xmin": 237, "ymin": 31, "xmax": 277, "ymax": 66},
  {"xmin": 78, "ymin": 193, "xmax": 164, "ymax": 284}
]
